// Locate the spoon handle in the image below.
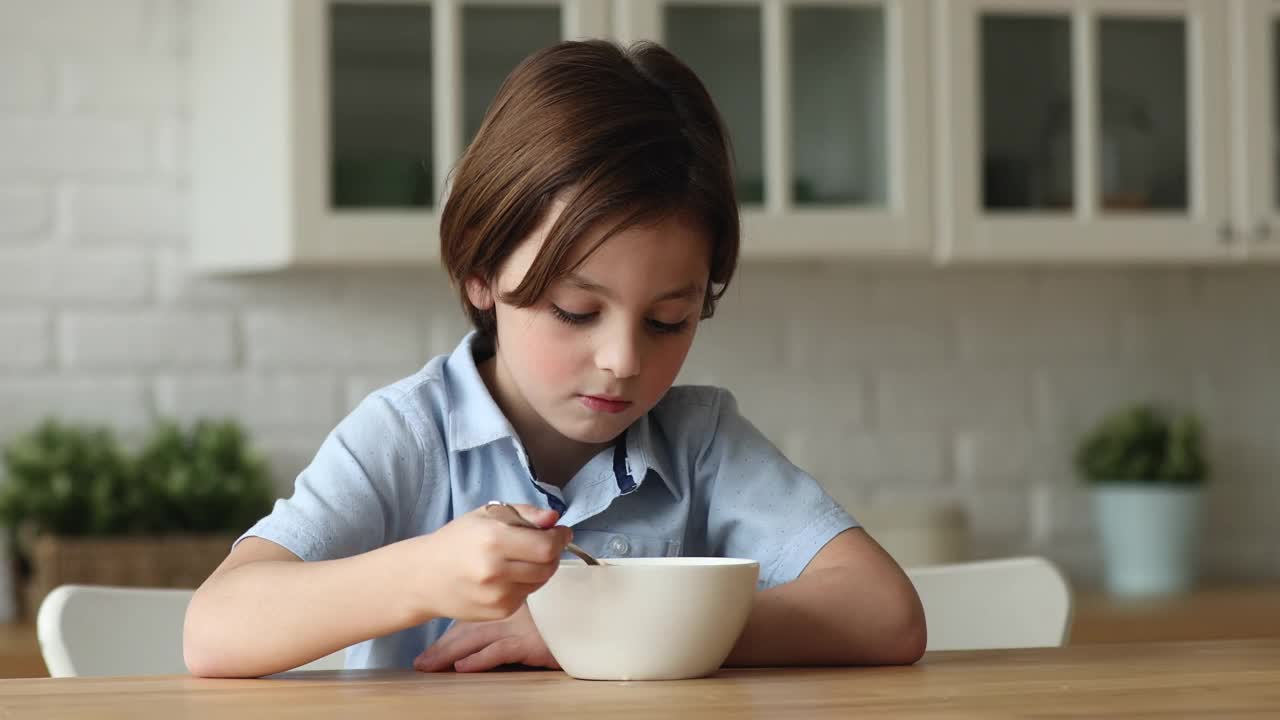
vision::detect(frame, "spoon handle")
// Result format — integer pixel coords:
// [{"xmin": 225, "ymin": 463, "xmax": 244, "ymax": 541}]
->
[
  {"xmin": 563, "ymin": 542, "xmax": 602, "ymax": 566},
  {"xmin": 484, "ymin": 501, "xmax": 602, "ymax": 566}
]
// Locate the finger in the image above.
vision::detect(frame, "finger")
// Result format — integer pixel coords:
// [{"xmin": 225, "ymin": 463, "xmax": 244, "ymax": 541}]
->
[
  {"xmin": 418, "ymin": 621, "xmax": 498, "ymax": 667},
  {"xmin": 489, "ymin": 525, "xmax": 574, "ymax": 565},
  {"xmin": 414, "ymin": 622, "xmax": 501, "ymax": 673},
  {"xmin": 499, "ymin": 560, "xmax": 560, "ymax": 585},
  {"xmin": 484, "ymin": 502, "xmax": 560, "ymax": 530},
  {"xmin": 453, "ymin": 637, "xmax": 524, "ymax": 673},
  {"xmin": 507, "ymin": 503, "xmax": 560, "ymax": 529}
]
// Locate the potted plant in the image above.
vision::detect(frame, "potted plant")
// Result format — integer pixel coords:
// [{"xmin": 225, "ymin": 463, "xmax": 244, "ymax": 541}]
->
[
  {"xmin": 0, "ymin": 418, "xmax": 274, "ymax": 617},
  {"xmin": 1074, "ymin": 404, "xmax": 1208, "ymax": 596}
]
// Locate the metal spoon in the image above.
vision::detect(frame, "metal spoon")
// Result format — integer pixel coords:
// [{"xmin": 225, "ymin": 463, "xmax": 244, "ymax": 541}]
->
[{"xmin": 484, "ymin": 501, "xmax": 602, "ymax": 566}]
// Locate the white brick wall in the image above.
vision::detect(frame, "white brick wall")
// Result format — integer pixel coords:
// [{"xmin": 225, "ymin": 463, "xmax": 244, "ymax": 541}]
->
[
  {"xmin": 0, "ymin": 1, "xmax": 149, "ymax": 54},
  {"xmin": 67, "ymin": 181, "xmax": 187, "ymax": 242},
  {"xmin": 0, "ymin": 116, "xmax": 151, "ymax": 177},
  {"xmin": 0, "ymin": 184, "xmax": 50, "ymax": 238},
  {"xmin": 0, "ymin": 56, "xmax": 51, "ymax": 110},
  {"xmin": 1, "ymin": 1, "xmax": 1278, "ymax": 585},
  {"xmin": 60, "ymin": 310, "xmax": 235, "ymax": 370},
  {"xmin": 0, "ymin": 311, "xmax": 50, "ymax": 370},
  {"xmin": 0, "ymin": 376, "xmax": 151, "ymax": 438},
  {"xmin": 243, "ymin": 307, "xmax": 425, "ymax": 371},
  {"xmin": 0, "ymin": 247, "xmax": 150, "ymax": 303},
  {"xmin": 876, "ymin": 367, "xmax": 1032, "ymax": 429},
  {"xmin": 954, "ymin": 429, "xmax": 1037, "ymax": 489},
  {"xmin": 58, "ymin": 59, "xmax": 183, "ymax": 112},
  {"xmin": 154, "ymin": 373, "xmax": 342, "ymax": 435}
]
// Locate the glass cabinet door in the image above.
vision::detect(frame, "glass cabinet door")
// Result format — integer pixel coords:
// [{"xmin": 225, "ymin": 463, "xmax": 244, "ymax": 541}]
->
[
  {"xmin": 1096, "ymin": 16, "xmax": 1188, "ymax": 213},
  {"xmin": 938, "ymin": 0, "xmax": 1230, "ymax": 261},
  {"xmin": 303, "ymin": 0, "xmax": 607, "ymax": 266},
  {"xmin": 329, "ymin": 3, "xmax": 434, "ymax": 209},
  {"xmin": 461, "ymin": 4, "xmax": 562, "ymax": 143},
  {"xmin": 196, "ymin": 0, "xmax": 606, "ymax": 269},
  {"xmin": 326, "ymin": 0, "xmax": 602, "ymax": 213},
  {"xmin": 979, "ymin": 13, "xmax": 1188, "ymax": 215},
  {"xmin": 665, "ymin": 4, "xmax": 766, "ymax": 205},
  {"xmin": 790, "ymin": 5, "xmax": 888, "ymax": 207},
  {"xmin": 434, "ymin": 0, "xmax": 608, "ymax": 187},
  {"xmin": 615, "ymin": 0, "xmax": 932, "ymax": 257},
  {"xmin": 980, "ymin": 14, "xmax": 1073, "ymax": 211},
  {"xmin": 1238, "ymin": 0, "xmax": 1280, "ymax": 259}
]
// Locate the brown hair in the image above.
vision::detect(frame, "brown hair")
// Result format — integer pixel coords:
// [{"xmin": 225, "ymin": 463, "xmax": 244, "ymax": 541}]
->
[{"xmin": 440, "ymin": 39, "xmax": 739, "ymax": 340}]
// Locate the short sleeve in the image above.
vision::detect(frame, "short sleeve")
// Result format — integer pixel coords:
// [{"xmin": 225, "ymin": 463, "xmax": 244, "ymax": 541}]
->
[
  {"xmin": 236, "ymin": 392, "xmax": 436, "ymax": 561},
  {"xmin": 698, "ymin": 389, "xmax": 857, "ymax": 589}
]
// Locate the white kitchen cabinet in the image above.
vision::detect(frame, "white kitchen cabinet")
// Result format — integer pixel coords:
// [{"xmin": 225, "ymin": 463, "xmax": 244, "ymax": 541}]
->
[
  {"xmin": 192, "ymin": 0, "xmax": 1279, "ymax": 270},
  {"xmin": 191, "ymin": 0, "xmax": 608, "ymax": 271},
  {"xmin": 612, "ymin": 0, "xmax": 933, "ymax": 259},
  {"xmin": 1232, "ymin": 0, "xmax": 1280, "ymax": 260},
  {"xmin": 933, "ymin": 0, "xmax": 1236, "ymax": 263}
]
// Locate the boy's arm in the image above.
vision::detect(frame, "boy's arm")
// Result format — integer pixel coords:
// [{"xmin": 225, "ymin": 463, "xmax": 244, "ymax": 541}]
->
[
  {"xmin": 183, "ymin": 537, "xmax": 428, "ymax": 678},
  {"xmin": 184, "ymin": 504, "xmax": 571, "ymax": 678},
  {"xmin": 723, "ymin": 528, "xmax": 926, "ymax": 666}
]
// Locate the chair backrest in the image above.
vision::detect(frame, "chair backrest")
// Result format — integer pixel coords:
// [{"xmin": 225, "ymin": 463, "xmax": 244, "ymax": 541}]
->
[
  {"xmin": 906, "ymin": 556, "xmax": 1073, "ymax": 651},
  {"xmin": 37, "ymin": 584, "xmax": 346, "ymax": 677}
]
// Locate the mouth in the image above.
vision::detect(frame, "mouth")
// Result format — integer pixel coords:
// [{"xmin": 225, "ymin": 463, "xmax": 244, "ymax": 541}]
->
[{"xmin": 579, "ymin": 394, "xmax": 632, "ymax": 414}]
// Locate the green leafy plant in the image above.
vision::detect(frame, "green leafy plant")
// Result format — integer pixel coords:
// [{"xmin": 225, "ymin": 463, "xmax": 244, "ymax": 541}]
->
[
  {"xmin": 1074, "ymin": 404, "xmax": 1208, "ymax": 485},
  {"xmin": 0, "ymin": 418, "xmax": 274, "ymax": 544},
  {"xmin": 0, "ymin": 421, "xmax": 139, "ymax": 537},
  {"xmin": 134, "ymin": 419, "xmax": 274, "ymax": 534}
]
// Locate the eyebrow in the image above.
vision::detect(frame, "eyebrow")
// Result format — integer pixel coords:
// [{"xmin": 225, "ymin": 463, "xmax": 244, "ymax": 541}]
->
[{"xmin": 564, "ymin": 273, "xmax": 704, "ymax": 303}]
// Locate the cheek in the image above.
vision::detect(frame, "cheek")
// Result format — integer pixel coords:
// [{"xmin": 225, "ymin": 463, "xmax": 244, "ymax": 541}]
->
[
  {"xmin": 646, "ymin": 337, "xmax": 694, "ymax": 389},
  {"xmin": 521, "ymin": 322, "xmax": 584, "ymax": 386}
]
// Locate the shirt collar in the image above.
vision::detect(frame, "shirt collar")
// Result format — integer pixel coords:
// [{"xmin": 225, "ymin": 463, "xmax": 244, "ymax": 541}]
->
[
  {"xmin": 443, "ymin": 331, "xmax": 679, "ymax": 499},
  {"xmin": 622, "ymin": 406, "xmax": 680, "ymax": 500},
  {"xmin": 444, "ymin": 332, "xmax": 520, "ymax": 452}
]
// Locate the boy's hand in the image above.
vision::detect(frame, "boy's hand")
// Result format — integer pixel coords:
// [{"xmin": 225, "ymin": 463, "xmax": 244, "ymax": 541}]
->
[
  {"xmin": 413, "ymin": 604, "xmax": 558, "ymax": 672},
  {"xmin": 412, "ymin": 503, "xmax": 570, "ymax": 623}
]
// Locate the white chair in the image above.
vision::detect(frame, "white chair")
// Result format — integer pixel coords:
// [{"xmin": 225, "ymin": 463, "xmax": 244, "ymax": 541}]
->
[
  {"xmin": 906, "ymin": 556, "xmax": 1073, "ymax": 651},
  {"xmin": 36, "ymin": 584, "xmax": 346, "ymax": 677}
]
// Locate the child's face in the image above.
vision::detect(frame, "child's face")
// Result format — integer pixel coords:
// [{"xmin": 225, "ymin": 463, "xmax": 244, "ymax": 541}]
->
[{"xmin": 472, "ymin": 202, "xmax": 711, "ymax": 447}]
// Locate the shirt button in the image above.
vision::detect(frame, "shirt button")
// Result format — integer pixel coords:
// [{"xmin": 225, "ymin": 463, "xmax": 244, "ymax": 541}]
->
[{"xmin": 608, "ymin": 536, "xmax": 631, "ymax": 557}]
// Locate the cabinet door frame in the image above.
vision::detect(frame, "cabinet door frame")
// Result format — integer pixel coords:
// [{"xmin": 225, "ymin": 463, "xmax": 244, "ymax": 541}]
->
[
  {"xmin": 292, "ymin": 0, "xmax": 608, "ymax": 267},
  {"xmin": 1234, "ymin": 0, "xmax": 1280, "ymax": 260},
  {"xmin": 935, "ymin": 0, "xmax": 1236, "ymax": 263},
  {"xmin": 294, "ymin": 0, "xmax": 436, "ymax": 266},
  {"xmin": 614, "ymin": 0, "xmax": 933, "ymax": 259}
]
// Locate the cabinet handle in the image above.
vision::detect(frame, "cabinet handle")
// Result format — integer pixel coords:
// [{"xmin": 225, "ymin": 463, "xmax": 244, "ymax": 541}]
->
[
  {"xmin": 1256, "ymin": 221, "xmax": 1274, "ymax": 243},
  {"xmin": 1218, "ymin": 222, "xmax": 1235, "ymax": 245}
]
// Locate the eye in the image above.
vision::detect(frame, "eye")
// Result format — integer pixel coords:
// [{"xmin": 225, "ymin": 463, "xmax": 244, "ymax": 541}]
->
[
  {"xmin": 647, "ymin": 318, "xmax": 690, "ymax": 335},
  {"xmin": 550, "ymin": 304, "xmax": 597, "ymax": 325}
]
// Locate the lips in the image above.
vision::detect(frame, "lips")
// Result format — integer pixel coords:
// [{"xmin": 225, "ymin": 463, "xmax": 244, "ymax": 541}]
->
[{"xmin": 579, "ymin": 394, "xmax": 632, "ymax": 414}]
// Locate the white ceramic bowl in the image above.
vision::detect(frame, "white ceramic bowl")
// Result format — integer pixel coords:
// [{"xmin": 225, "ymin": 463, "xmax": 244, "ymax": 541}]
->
[{"xmin": 526, "ymin": 557, "xmax": 759, "ymax": 681}]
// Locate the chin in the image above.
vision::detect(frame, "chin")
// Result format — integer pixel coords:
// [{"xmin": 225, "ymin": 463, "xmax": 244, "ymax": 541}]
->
[
  {"xmin": 563, "ymin": 425, "xmax": 622, "ymax": 445},
  {"xmin": 556, "ymin": 416, "xmax": 632, "ymax": 445}
]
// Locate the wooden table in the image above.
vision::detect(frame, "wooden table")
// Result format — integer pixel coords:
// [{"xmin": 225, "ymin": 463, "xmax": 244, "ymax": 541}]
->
[
  {"xmin": 1070, "ymin": 584, "xmax": 1280, "ymax": 644},
  {"xmin": 2, "ymin": 639, "xmax": 1277, "ymax": 719},
  {"xmin": 4, "ymin": 585, "xmax": 1279, "ymax": 680}
]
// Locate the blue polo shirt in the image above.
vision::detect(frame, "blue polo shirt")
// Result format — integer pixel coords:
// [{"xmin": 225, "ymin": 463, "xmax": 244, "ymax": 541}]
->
[{"xmin": 239, "ymin": 332, "xmax": 857, "ymax": 669}]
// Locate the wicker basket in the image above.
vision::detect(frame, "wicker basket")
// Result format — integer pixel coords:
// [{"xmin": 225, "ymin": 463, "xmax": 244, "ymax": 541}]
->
[{"xmin": 23, "ymin": 534, "xmax": 235, "ymax": 619}]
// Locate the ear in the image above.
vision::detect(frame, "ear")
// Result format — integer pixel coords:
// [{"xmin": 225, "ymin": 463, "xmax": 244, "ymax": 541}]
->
[{"xmin": 464, "ymin": 275, "xmax": 495, "ymax": 311}]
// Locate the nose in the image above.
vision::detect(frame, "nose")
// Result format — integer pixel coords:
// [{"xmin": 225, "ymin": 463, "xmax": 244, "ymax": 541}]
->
[{"xmin": 595, "ymin": 323, "xmax": 641, "ymax": 380}]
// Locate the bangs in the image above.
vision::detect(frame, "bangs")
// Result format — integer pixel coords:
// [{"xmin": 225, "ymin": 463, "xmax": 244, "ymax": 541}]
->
[{"xmin": 499, "ymin": 186, "xmax": 704, "ymax": 311}]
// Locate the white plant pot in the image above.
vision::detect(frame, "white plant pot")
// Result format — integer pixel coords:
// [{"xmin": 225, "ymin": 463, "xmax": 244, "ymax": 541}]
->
[{"xmin": 1092, "ymin": 483, "xmax": 1202, "ymax": 596}]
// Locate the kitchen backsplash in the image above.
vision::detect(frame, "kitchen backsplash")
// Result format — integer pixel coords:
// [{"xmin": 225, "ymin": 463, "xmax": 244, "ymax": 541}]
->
[{"xmin": 2, "ymin": 1, "xmax": 1278, "ymax": 585}]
